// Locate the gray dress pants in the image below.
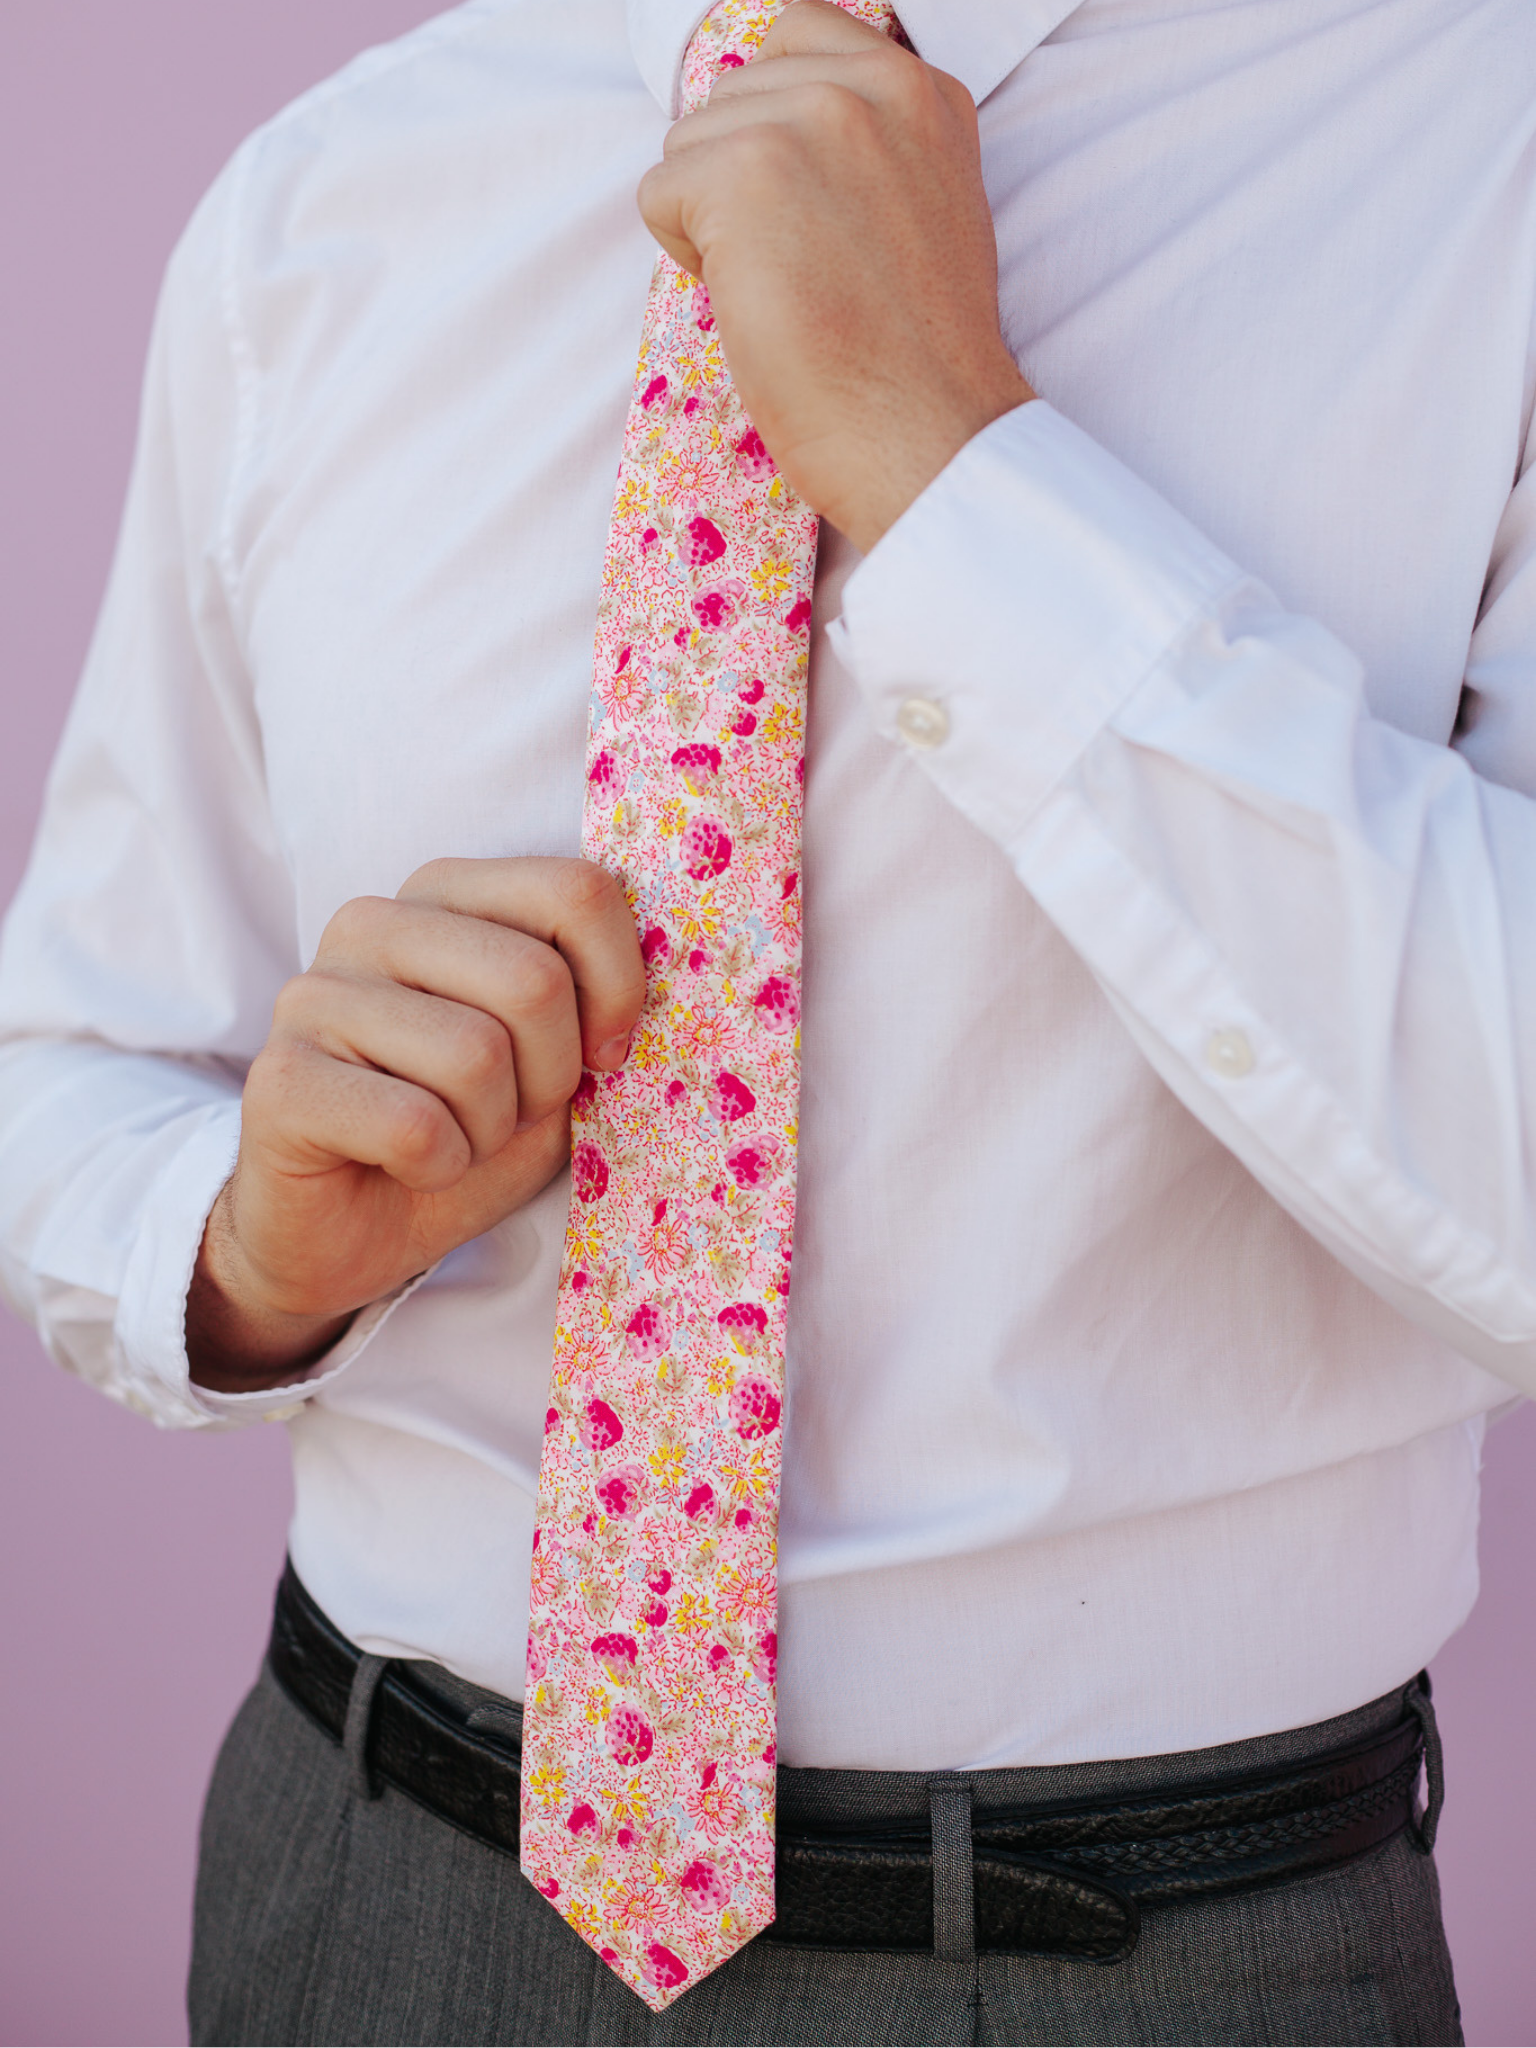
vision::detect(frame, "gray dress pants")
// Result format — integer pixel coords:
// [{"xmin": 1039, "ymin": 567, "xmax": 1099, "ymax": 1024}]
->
[{"xmin": 188, "ymin": 1663, "xmax": 1462, "ymax": 2047}]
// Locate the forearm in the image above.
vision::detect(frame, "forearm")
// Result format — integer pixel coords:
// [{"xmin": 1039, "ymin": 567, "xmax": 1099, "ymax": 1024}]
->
[{"xmin": 836, "ymin": 402, "xmax": 1536, "ymax": 1392}]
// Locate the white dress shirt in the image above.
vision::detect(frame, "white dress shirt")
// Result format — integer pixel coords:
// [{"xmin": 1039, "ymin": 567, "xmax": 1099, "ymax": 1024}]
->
[{"xmin": 2, "ymin": 0, "xmax": 1533, "ymax": 1768}]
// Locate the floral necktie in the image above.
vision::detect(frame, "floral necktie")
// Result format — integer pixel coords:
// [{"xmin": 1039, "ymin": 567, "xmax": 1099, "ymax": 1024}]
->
[{"xmin": 521, "ymin": 0, "xmax": 895, "ymax": 2012}]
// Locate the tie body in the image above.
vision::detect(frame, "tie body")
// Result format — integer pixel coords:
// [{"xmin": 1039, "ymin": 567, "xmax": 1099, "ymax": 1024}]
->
[{"xmin": 521, "ymin": 0, "xmax": 895, "ymax": 2012}]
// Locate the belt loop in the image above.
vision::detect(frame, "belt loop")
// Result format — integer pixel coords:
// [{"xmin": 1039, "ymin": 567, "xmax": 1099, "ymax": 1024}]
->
[
  {"xmin": 929, "ymin": 1779, "xmax": 975, "ymax": 1961},
  {"xmin": 344, "ymin": 1653, "xmax": 390, "ymax": 1803},
  {"xmin": 1405, "ymin": 1672, "xmax": 1444, "ymax": 1854}
]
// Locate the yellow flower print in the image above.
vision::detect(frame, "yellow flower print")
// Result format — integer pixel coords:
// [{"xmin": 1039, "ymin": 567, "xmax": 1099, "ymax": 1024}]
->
[
  {"xmin": 760, "ymin": 700, "xmax": 799, "ymax": 749},
  {"xmin": 526, "ymin": 1760, "xmax": 567, "ymax": 1807},
  {"xmin": 673, "ymin": 889, "xmax": 724, "ymax": 948},
  {"xmin": 614, "ymin": 476, "xmax": 650, "ymax": 520},
  {"xmin": 600, "ymin": 1781, "xmax": 651, "ymax": 1830},
  {"xmin": 718, "ymin": 1448, "xmax": 773, "ymax": 1504},
  {"xmin": 675, "ymin": 1590, "xmax": 714, "ymax": 1634},
  {"xmin": 566, "ymin": 1898, "xmax": 603, "ymax": 1945},
  {"xmin": 648, "ymin": 1440, "xmax": 687, "ymax": 1488},
  {"xmin": 749, "ymin": 555, "xmax": 795, "ymax": 604}
]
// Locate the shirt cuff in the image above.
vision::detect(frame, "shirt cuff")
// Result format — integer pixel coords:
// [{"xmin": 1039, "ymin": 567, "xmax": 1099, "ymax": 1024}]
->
[
  {"xmin": 829, "ymin": 400, "xmax": 1248, "ymax": 843},
  {"xmin": 115, "ymin": 1098, "xmax": 421, "ymax": 1428}
]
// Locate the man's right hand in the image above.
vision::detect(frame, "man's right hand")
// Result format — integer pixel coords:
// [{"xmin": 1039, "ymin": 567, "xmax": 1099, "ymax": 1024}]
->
[{"xmin": 187, "ymin": 856, "xmax": 646, "ymax": 1393}]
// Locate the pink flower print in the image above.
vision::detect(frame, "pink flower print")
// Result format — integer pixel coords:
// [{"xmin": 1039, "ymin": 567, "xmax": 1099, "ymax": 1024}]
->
[
  {"xmin": 685, "ymin": 1482, "xmax": 716, "ymax": 1522},
  {"xmin": 571, "ymin": 1141, "xmax": 609, "ymax": 1203},
  {"xmin": 707, "ymin": 1643, "xmax": 731, "ymax": 1673},
  {"xmin": 644, "ymin": 1945, "xmax": 689, "ymax": 1993},
  {"xmin": 692, "ymin": 585, "xmax": 739, "ymax": 632},
  {"xmin": 731, "ymin": 1376, "xmax": 782, "ymax": 1440},
  {"xmin": 681, "ymin": 516, "xmax": 727, "ymax": 569},
  {"xmin": 641, "ymin": 525, "xmax": 660, "ymax": 552},
  {"xmin": 567, "ymin": 1802, "xmax": 599, "ymax": 1837},
  {"xmin": 595, "ymin": 1464, "xmax": 646, "ymax": 1521},
  {"xmin": 591, "ymin": 1632, "xmax": 640, "ymax": 1684},
  {"xmin": 572, "ymin": 1071, "xmax": 597, "ymax": 1112},
  {"xmin": 688, "ymin": 950, "xmax": 710, "ymax": 974},
  {"xmin": 709, "ymin": 1071, "xmax": 756, "ymax": 1123},
  {"xmin": 693, "ymin": 285, "xmax": 716, "ymax": 331},
  {"xmin": 717, "ymin": 1301, "xmax": 768, "ymax": 1355},
  {"xmin": 544, "ymin": 1406, "xmax": 559, "ymax": 1436},
  {"xmin": 739, "ymin": 678, "xmax": 765, "ymax": 704},
  {"xmin": 599, "ymin": 1948, "xmax": 620, "ymax": 1966},
  {"xmin": 640, "ymin": 923, "xmax": 670, "ymax": 971},
  {"xmin": 717, "ymin": 50, "xmax": 744, "ymax": 69},
  {"xmin": 580, "ymin": 1398, "xmax": 624, "ymax": 1454},
  {"xmin": 681, "ymin": 817, "xmax": 733, "ymax": 881},
  {"xmin": 525, "ymin": 1633, "xmax": 548, "ymax": 1685},
  {"xmin": 731, "ymin": 711, "xmax": 757, "ymax": 737},
  {"xmin": 686, "ymin": 1760, "xmax": 744, "ymax": 1838},
  {"xmin": 735, "ymin": 1507, "xmax": 754, "ymax": 1530},
  {"xmin": 571, "ymin": 1270, "xmax": 589, "ymax": 1293},
  {"xmin": 683, "ymin": 394, "xmax": 701, "ymax": 417},
  {"xmin": 680, "ymin": 1858, "xmax": 731, "ymax": 1912},
  {"xmin": 734, "ymin": 427, "xmax": 776, "ymax": 481},
  {"xmin": 752, "ymin": 1631, "xmax": 777, "ymax": 1686},
  {"xmin": 641, "ymin": 374, "xmax": 668, "ymax": 410},
  {"xmin": 781, "ymin": 870, "xmax": 798, "ymax": 901},
  {"xmin": 785, "ymin": 595, "xmax": 813, "ymax": 633},
  {"xmin": 753, "ymin": 974, "xmax": 799, "ymax": 1035},
  {"xmin": 537, "ymin": 1877, "xmax": 561, "ymax": 1900},
  {"xmin": 725, "ymin": 1134, "xmax": 784, "ymax": 1188},
  {"xmin": 666, "ymin": 1078, "xmax": 687, "ymax": 1109},
  {"xmin": 641, "ymin": 1593, "xmax": 669, "ymax": 1628},
  {"xmin": 648, "ymin": 1568, "xmax": 673, "ymax": 1596},
  {"xmin": 605, "ymin": 1705, "xmax": 655, "ymax": 1768},
  {"xmin": 644, "ymin": 1202, "xmax": 690, "ymax": 1278},
  {"xmin": 588, "ymin": 749, "xmax": 622, "ymax": 802},
  {"xmin": 670, "ymin": 742, "xmax": 722, "ymax": 794},
  {"xmin": 625, "ymin": 1302, "xmax": 674, "ymax": 1361}
]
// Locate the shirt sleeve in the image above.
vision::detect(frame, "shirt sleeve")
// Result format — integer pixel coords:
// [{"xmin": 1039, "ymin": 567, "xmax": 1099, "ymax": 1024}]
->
[
  {"xmin": 833, "ymin": 398, "xmax": 1536, "ymax": 1396},
  {"xmin": 0, "ymin": 148, "xmax": 400, "ymax": 1430}
]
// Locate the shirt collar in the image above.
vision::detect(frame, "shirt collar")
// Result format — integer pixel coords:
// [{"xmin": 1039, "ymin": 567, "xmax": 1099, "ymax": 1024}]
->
[{"xmin": 627, "ymin": 0, "xmax": 1085, "ymax": 118}]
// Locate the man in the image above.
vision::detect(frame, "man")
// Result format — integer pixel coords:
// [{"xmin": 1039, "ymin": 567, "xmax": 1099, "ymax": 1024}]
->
[{"xmin": 0, "ymin": 0, "xmax": 1530, "ymax": 2038}]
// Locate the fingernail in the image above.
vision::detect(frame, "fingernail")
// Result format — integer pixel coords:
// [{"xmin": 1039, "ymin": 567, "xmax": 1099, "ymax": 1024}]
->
[{"xmin": 596, "ymin": 1033, "xmax": 631, "ymax": 1070}]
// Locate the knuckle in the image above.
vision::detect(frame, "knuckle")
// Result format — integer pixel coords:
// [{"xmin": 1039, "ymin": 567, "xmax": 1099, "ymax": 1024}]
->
[
  {"xmin": 448, "ymin": 1011, "xmax": 511, "ymax": 1089},
  {"xmin": 386, "ymin": 1092, "xmax": 449, "ymax": 1165},
  {"xmin": 553, "ymin": 858, "xmax": 623, "ymax": 921},
  {"xmin": 323, "ymin": 893, "xmax": 393, "ymax": 954},
  {"xmin": 398, "ymin": 857, "xmax": 463, "ymax": 905},
  {"xmin": 511, "ymin": 945, "xmax": 574, "ymax": 1016}
]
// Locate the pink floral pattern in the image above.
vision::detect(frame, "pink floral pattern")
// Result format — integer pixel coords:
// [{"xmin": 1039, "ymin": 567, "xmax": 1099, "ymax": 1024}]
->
[{"xmin": 521, "ymin": 0, "xmax": 894, "ymax": 2014}]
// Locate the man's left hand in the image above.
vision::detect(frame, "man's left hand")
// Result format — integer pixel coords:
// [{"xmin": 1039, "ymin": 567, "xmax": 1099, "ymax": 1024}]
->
[{"xmin": 638, "ymin": 0, "xmax": 1034, "ymax": 555}]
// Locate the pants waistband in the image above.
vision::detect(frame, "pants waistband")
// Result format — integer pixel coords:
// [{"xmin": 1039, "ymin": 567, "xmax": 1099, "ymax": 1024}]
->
[{"xmin": 267, "ymin": 1560, "xmax": 1442, "ymax": 1963}]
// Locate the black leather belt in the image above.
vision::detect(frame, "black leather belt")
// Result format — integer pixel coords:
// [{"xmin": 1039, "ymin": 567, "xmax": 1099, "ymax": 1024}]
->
[{"xmin": 268, "ymin": 1561, "xmax": 1439, "ymax": 1964}]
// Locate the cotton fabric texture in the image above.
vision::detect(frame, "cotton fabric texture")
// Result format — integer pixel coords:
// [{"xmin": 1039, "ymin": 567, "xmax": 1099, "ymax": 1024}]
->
[
  {"xmin": 188, "ymin": 1659, "xmax": 1462, "ymax": 2045},
  {"xmin": 523, "ymin": 0, "xmax": 893, "ymax": 2005},
  {"xmin": 2, "ymin": 0, "xmax": 1535, "ymax": 1768}
]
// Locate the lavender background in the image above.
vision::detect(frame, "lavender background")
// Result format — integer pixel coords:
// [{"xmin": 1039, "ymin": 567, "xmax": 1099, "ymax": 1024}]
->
[{"xmin": 1, "ymin": 4, "xmax": 1533, "ymax": 2042}]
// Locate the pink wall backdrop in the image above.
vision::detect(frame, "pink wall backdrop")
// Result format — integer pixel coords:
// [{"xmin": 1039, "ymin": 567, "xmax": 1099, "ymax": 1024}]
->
[{"xmin": 1, "ymin": 6, "xmax": 1533, "ymax": 2044}]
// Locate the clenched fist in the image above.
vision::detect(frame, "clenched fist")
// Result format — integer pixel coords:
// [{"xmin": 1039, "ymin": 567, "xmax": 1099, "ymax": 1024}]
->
[
  {"xmin": 639, "ymin": 1, "xmax": 1034, "ymax": 552},
  {"xmin": 188, "ymin": 857, "xmax": 646, "ymax": 1392}
]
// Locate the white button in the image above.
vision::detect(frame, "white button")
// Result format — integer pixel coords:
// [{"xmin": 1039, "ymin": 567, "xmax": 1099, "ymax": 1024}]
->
[
  {"xmin": 894, "ymin": 697, "xmax": 949, "ymax": 750},
  {"xmin": 264, "ymin": 1403, "xmax": 304, "ymax": 1423},
  {"xmin": 1205, "ymin": 1027, "xmax": 1255, "ymax": 1079}
]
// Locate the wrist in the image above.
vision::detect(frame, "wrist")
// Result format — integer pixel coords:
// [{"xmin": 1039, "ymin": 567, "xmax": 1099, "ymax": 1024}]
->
[
  {"xmin": 836, "ymin": 368, "xmax": 1035, "ymax": 554},
  {"xmin": 186, "ymin": 1181, "xmax": 353, "ymax": 1393}
]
